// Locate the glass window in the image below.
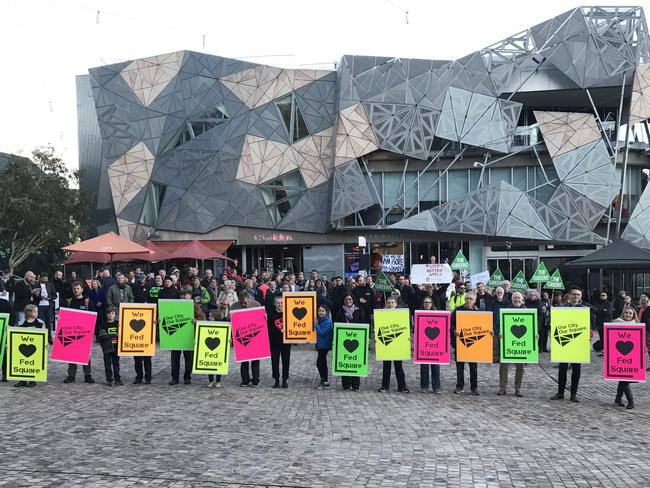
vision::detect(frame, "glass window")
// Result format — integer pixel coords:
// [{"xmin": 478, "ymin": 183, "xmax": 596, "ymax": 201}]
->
[
  {"xmin": 469, "ymin": 168, "xmax": 482, "ymax": 191},
  {"xmin": 512, "ymin": 167, "xmax": 527, "ymax": 191},
  {"xmin": 447, "ymin": 170, "xmax": 468, "ymax": 201},
  {"xmin": 489, "ymin": 167, "xmax": 511, "ymax": 187},
  {"xmin": 419, "ymin": 170, "xmax": 440, "ymax": 202},
  {"xmin": 161, "ymin": 103, "xmax": 230, "ymax": 152},
  {"xmin": 260, "ymin": 170, "xmax": 307, "ymax": 224},
  {"xmin": 275, "ymin": 95, "xmax": 293, "ymax": 135},
  {"xmin": 383, "ymin": 172, "xmax": 402, "ymax": 209},
  {"xmin": 404, "ymin": 172, "xmax": 418, "ymax": 209},
  {"xmin": 139, "ymin": 182, "xmax": 167, "ymax": 226},
  {"xmin": 275, "ymin": 94, "xmax": 310, "ymax": 142}
]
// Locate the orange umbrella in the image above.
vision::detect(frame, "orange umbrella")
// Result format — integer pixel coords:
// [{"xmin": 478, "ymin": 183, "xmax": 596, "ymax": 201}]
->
[
  {"xmin": 63, "ymin": 232, "xmax": 152, "ymax": 262},
  {"xmin": 167, "ymin": 240, "xmax": 229, "ymax": 261}
]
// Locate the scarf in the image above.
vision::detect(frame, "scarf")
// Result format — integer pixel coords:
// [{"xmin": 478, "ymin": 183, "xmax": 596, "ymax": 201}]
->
[{"xmin": 342, "ymin": 303, "xmax": 357, "ymax": 321}]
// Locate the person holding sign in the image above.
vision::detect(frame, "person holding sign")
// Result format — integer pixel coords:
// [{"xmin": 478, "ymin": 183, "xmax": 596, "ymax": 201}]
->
[
  {"xmin": 97, "ymin": 306, "xmax": 122, "ymax": 386},
  {"xmin": 418, "ymin": 297, "xmax": 442, "ymax": 393},
  {"xmin": 268, "ymin": 296, "xmax": 291, "ymax": 388},
  {"xmin": 230, "ymin": 292, "xmax": 262, "ymax": 388},
  {"xmin": 335, "ymin": 293, "xmax": 366, "ymax": 391},
  {"xmin": 377, "ymin": 297, "xmax": 410, "ymax": 393},
  {"xmin": 315, "ymin": 305, "xmax": 333, "ymax": 389},
  {"xmin": 497, "ymin": 292, "xmax": 528, "ymax": 397},
  {"xmin": 62, "ymin": 282, "xmax": 95, "ymax": 384},
  {"xmin": 451, "ymin": 293, "xmax": 488, "ymax": 395},
  {"xmin": 611, "ymin": 307, "xmax": 640, "ymax": 410},
  {"xmin": 13, "ymin": 304, "xmax": 46, "ymax": 387}
]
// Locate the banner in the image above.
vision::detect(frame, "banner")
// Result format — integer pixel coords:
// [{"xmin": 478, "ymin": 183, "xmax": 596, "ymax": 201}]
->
[
  {"xmin": 450, "ymin": 250, "xmax": 471, "ymax": 270},
  {"xmin": 413, "ymin": 311, "xmax": 450, "ymax": 364},
  {"xmin": 193, "ymin": 321, "xmax": 231, "ymax": 375},
  {"xmin": 487, "ymin": 268, "xmax": 506, "ymax": 287},
  {"xmin": 604, "ymin": 323, "xmax": 646, "ymax": 382},
  {"xmin": 455, "ymin": 311, "xmax": 493, "ymax": 363},
  {"xmin": 6, "ymin": 327, "xmax": 48, "ymax": 382},
  {"xmin": 530, "ymin": 261, "xmax": 550, "ymax": 283},
  {"xmin": 470, "ymin": 271, "xmax": 490, "ymax": 289},
  {"xmin": 381, "ymin": 254, "xmax": 404, "ymax": 272},
  {"xmin": 51, "ymin": 307, "xmax": 97, "ymax": 364},
  {"xmin": 373, "ymin": 271, "xmax": 395, "ymax": 292},
  {"xmin": 410, "ymin": 264, "xmax": 453, "ymax": 285},
  {"xmin": 499, "ymin": 308, "xmax": 538, "ymax": 363},
  {"xmin": 230, "ymin": 307, "xmax": 271, "ymax": 362},
  {"xmin": 374, "ymin": 308, "xmax": 411, "ymax": 360},
  {"xmin": 510, "ymin": 271, "xmax": 528, "ymax": 292},
  {"xmin": 158, "ymin": 299, "xmax": 195, "ymax": 350},
  {"xmin": 550, "ymin": 307, "xmax": 590, "ymax": 363},
  {"xmin": 332, "ymin": 322, "xmax": 370, "ymax": 376},
  {"xmin": 118, "ymin": 303, "xmax": 157, "ymax": 356},
  {"xmin": 282, "ymin": 292, "xmax": 316, "ymax": 343},
  {"xmin": 0, "ymin": 313, "xmax": 9, "ymax": 366}
]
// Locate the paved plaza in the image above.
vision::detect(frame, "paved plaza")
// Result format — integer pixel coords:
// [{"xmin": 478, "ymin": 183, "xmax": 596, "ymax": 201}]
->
[{"xmin": 0, "ymin": 343, "xmax": 649, "ymax": 487}]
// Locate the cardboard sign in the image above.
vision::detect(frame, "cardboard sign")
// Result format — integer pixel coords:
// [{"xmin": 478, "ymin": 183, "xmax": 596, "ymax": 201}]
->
[
  {"xmin": 487, "ymin": 268, "xmax": 506, "ymax": 287},
  {"xmin": 373, "ymin": 271, "xmax": 396, "ymax": 292},
  {"xmin": 230, "ymin": 307, "xmax": 271, "ymax": 362},
  {"xmin": 118, "ymin": 303, "xmax": 157, "ymax": 356},
  {"xmin": 510, "ymin": 271, "xmax": 528, "ymax": 292},
  {"xmin": 332, "ymin": 323, "xmax": 370, "ymax": 376},
  {"xmin": 413, "ymin": 311, "xmax": 450, "ymax": 364},
  {"xmin": 544, "ymin": 269, "xmax": 565, "ymax": 290},
  {"xmin": 550, "ymin": 307, "xmax": 590, "ymax": 363},
  {"xmin": 282, "ymin": 292, "xmax": 316, "ymax": 343},
  {"xmin": 193, "ymin": 321, "xmax": 231, "ymax": 375},
  {"xmin": 374, "ymin": 308, "xmax": 411, "ymax": 360},
  {"xmin": 0, "ymin": 313, "xmax": 9, "ymax": 366},
  {"xmin": 450, "ymin": 250, "xmax": 471, "ymax": 270},
  {"xmin": 410, "ymin": 264, "xmax": 453, "ymax": 284},
  {"xmin": 158, "ymin": 299, "xmax": 195, "ymax": 351},
  {"xmin": 51, "ymin": 308, "xmax": 97, "ymax": 365},
  {"xmin": 530, "ymin": 261, "xmax": 550, "ymax": 283},
  {"xmin": 455, "ymin": 311, "xmax": 493, "ymax": 363},
  {"xmin": 499, "ymin": 308, "xmax": 538, "ymax": 364},
  {"xmin": 381, "ymin": 254, "xmax": 404, "ymax": 272},
  {"xmin": 604, "ymin": 323, "xmax": 646, "ymax": 382},
  {"xmin": 470, "ymin": 271, "xmax": 490, "ymax": 289},
  {"xmin": 6, "ymin": 327, "xmax": 48, "ymax": 382}
]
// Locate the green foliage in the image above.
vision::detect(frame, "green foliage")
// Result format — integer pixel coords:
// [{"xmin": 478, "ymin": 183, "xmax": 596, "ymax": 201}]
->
[{"xmin": 0, "ymin": 147, "xmax": 87, "ymax": 272}]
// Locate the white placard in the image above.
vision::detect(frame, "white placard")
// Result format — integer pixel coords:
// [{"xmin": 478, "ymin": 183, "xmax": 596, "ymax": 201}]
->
[
  {"xmin": 470, "ymin": 271, "xmax": 491, "ymax": 289},
  {"xmin": 381, "ymin": 254, "xmax": 404, "ymax": 272},
  {"xmin": 410, "ymin": 264, "xmax": 453, "ymax": 284}
]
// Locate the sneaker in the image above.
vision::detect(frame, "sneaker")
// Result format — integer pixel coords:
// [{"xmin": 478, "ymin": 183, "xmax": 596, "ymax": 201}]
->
[
  {"xmin": 84, "ymin": 376, "xmax": 95, "ymax": 384},
  {"xmin": 421, "ymin": 388, "xmax": 429, "ymax": 393},
  {"xmin": 453, "ymin": 388, "xmax": 464, "ymax": 394},
  {"xmin": 550, "ymin": 393, "xmax": 564, "ymax": 400},
  {"xmin": 351, "ymin": 387, "xmax": 360, "ymax": 392},
  {"xmin": 206, "ymin": 381, "xmax": 215, "ymax": 388},
  {"xmin": 144, "ymin": 380, "xmax": 151, "ymax": 385},
  {"xmin": 282, "ymin": 380, "xmax": 288, "ymax": 389},
  {"xmin": 515, "ymin": 390, "xmax": 523, "ymax": 397},
  {"xmin": 239, "ymin": 382, "xmax": 250, "ymax": 387},
  {"xmin": 272, "ymin": 381, "xmax": 280, "ymax": 389},
  {"xmin": 570, "ymin": 395, "xmax": 579, "ymax": 403},
  {"xmin": 26, "ymin": 381, "xmax": 36, "ymax": 387},
  {"xmin": 214, "ymin": 382, "xmax": 222, "ymax": 388},
  {"xmin": 496, "ymin": 389, "xmax": 506, "ymax": 395},
  {"xmin": 377, "ymin": 387, "xmax": 387, "ymax": 392},
  {"xmin": 106, "ymin": 381, "xmax": 113, "ymax": 386},
  {"xmin": 169, "ymin": 379, "xmax": 179, "ymax": 385},
  {"xmin": 248, "ymin": 382, "xmax": 258, "ymax": 388},
  {"xmin": 322, "ymin": 382, "xmax": 330, "ymax": 389},
  {"xmin": 626, "ymin": 402, "xmax": 634, "ymax": 410},
  {"xmin": 432, "ymin": 389, "xmax": 441, "ymax": 394},
  {"xmin": 183, "ymin": 379, "xmax": 191, "ymax": 385},
  {"xmin": 133, "ymin": 379, "xmax": 143, "ymax": 385},
  {"xmin": 399, "ymin": 388, "xmax": 410, "ymax": 393},
  {"xmin": 115, "ymin": 380, "xmax": 123, "ymax": 386},
  {"xmin": 343, "ymin": 386, "xmax": 351, "ymax": 391},
  {"xmin": 63, "ymin": 377, "xmax": 75, "ymax": 384},
  {"xmin": 13, "ymin": 381, "xmax": 26, "ymax": 387},
  {"xmin": 471, "ymin": 390, "xmax": 480, "ymax": 396}
]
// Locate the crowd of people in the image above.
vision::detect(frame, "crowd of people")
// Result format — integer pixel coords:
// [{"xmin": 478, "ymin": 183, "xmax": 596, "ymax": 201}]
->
[{"xmin": 0, "ymin": 265, "xmax": 646, "ymax": 410}]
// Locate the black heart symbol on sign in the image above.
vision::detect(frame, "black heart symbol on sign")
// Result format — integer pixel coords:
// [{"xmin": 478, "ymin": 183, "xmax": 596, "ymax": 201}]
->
[
  {"xmin": 19, "ymin": 344, "xmax": 37, "ymax": 358},
  {"xmin": 616, "ymin": 340, "xmax": 634, "ymax": 356},
  {"xmin": 205, "ymin": 337, "xmax": 220, "ymax": 351},
  {"xmin": 292, "ymin": 307, "xmax": 308, "ymax": 320},
  {"xmin": 511, "ymin": 325, "xmax": 527, "ymax": 339},
  {"xmin": 343, "ymin": 339, "xmax": 359, "ymax": 353},
  {"xmin": 424, "ymin": 327, "xmax": 440, "ymax": 340},
  {"xmin": 130, "ymin": 319, "xmax": 146, "ymax": 333}
]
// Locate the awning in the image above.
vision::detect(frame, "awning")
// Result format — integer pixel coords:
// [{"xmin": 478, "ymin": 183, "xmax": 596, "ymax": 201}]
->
[{"xmin": 564, "ymin": 240, "xmax": 650, "ymax": 270}]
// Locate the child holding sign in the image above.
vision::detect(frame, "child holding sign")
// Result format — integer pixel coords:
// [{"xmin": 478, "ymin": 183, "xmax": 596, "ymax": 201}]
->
[
  {"xmin": 315, "ymin": 305, "xmax": 333, "ymax": 389},
  {"xmin": 335, "ymin": 294, "xmax": 366, "ymax": 391},
  {"xmin": 612, "ymin": 307, "xmax": 639, "ymax": 410},
  {"xmin": 14, "ymin": 304, "xmax": 46, "ymax": 387},
  {"xmin": 98, "ymin": 306, "xmax": 122, "ymax": 386}
]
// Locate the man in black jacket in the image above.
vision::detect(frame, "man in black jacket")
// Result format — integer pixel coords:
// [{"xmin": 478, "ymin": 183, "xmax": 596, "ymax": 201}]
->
[
  {"xmin": 352, "ymin": 276, "xmax": 374, "ymax": 320},
  {"xmin": 14, "ymin": 271, "xmax": 37, "ymax": 323},
  {"xmin": 329, "ymin": 277, "xmax": 346, "ymax": 318},
  {"xmin": 267, "ymin": 295, "xmax": 290, "ymax": 388},
  {"xmin": 591, "ymin": 291, "xmax": 612, "ymax": 355},
  {"xmin": 33, "ymin": 272, "xmax": 56, "ymax": 344}
]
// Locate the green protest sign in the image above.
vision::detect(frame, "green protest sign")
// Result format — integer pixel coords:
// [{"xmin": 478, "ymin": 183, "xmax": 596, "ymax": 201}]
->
[
  {"xmin": 530, "ymin": 261, "xmax": 550, "ymax": 283},
  {"xmin": 158, "ymin": 299, "xmax": 195, "ymax": 350},
  {"xmin": 510, "ymin": 271, "xmax": 528, "ymax": 292},
  {"xmin": 373, "ymin": 271, "xmax": 395, "ymax": 293},
  {"xmin": 499, "ymin": 309, "xmax": 538, "ymax": 364},
  {"xmin": 0, "ymin": 313, "xmax": 8, "ymax": 366},
  {"xmin": 487, "ymin": 268, "xmax": 506, "ymax": 287},
  {"xmin": 332, "ymin": 323, "xmax": 369, "ymax": 376},
  {"xmin": 450, "ymin": 250, "xmax": 471, "ymax": 271},
  {"xmin": 544, "ymin": 269, "xmax": 565, "ymax": 290}
]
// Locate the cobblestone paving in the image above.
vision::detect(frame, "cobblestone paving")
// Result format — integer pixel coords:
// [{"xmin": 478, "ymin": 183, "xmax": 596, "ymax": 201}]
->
[{"xmin": 1, "ymin": 343, "xmax": 649, "ymax": 487}]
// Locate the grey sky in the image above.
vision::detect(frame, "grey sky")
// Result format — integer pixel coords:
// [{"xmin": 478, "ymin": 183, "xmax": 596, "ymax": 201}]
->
[{"xmin": 0, "ymin": 0, "xmax": 643, "ymax": 169}]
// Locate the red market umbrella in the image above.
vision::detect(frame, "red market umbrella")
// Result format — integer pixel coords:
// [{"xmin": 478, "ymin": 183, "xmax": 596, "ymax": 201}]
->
[
  {"xmin": 63, "ymin": 231, "xmax": 151, "ymax": 255},
  {"xmin": 166, "ymin": 240, "xmax": 229, "ymax": 261}
]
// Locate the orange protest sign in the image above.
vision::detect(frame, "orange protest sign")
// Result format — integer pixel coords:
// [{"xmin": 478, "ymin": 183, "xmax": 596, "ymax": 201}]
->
[
  {"xmin": 455, "ymin": 311, "xmax": 493, "ymax": 363},
  {"xmin": 282, "ymin": 292, "xmax": 316, "ymax": 343},
  {"xmin": 118, "ymin": 303, "xmax": 157, "ymax": 356}
]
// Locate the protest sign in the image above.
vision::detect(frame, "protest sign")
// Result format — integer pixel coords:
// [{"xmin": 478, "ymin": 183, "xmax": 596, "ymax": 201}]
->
[
  {"xmin": 0, "ymin": 313, "xmax": 9, "ymax": 366},
  {"xmin": 530, "ymin": 262, "xmax": 551, "ymax": 283},
  {"xmin": 499, "ymin": 309, "xmax": 538, "ymax": 363},
  {"xmin": 410, "ymin": 264, "xmax": 453, "ymax": 284},
  {"xmin": 603, "ymin": 323, "xmax": 646, "ymax": 382},
  {"xmin": 230, "ymin": 307, "xmax": 271, "ymax": 362},
  {"xmin": 158, "ymin": 299, "xmax": 195, "ymax": 350},
  {"xmin": 118, "ymin": 303, "xmax": 157, "ymax": 356},
  {"xmin": 487, "ymin": 268, "xmax": 506, "ymax": 287},
  {"xmin": 374, "ymin": 308, "xmax": 411, "ymax": 360},
  {"xmin": 193, "ymin": 321, "xmax": 231, "ymax": 375},
  {"xmin": 6, "ymin": 327, "xmax": 48, "ymax": 382},
  {"xmin": 381, "ymin": 254, "xmax": 404, "ymax": 272},
  {"xmin": 544, "ymin": 269, "xmax": 565, "ymax": 290},
  {"xmin": 550, "ymin": 307, "xmax": 590, "ymax": 363},
  {"xmin": 51, "ymin": 308, "xmax": 97, "ymax": 364},
  {"xmin": 511, "ymin": 271, "xmax": 528, "ymax": 292},
  {"xmin": 455, "ymin": 311, "xmax": 493, "ymax": 363},
  {"xmin": 413, "ymin": 311, "xmax": 450, "ymax": 364},
  {"xmin": 450, "ymin": 251, "xmax": 471, "ymax": 270},
  {"xmin": 470, "ymin": 271, "xmax": 490, "ymax": 289},
  {"xmin": 283, "ymin": 292, "xmax": 316, "ymax": 343},
  {"xmin": 332, "ymin": 323, "xmax": 370, "ymax": 376},
  {"xmin": 373, "ymin": 272, "xmax": 396, "ymax": 292}
]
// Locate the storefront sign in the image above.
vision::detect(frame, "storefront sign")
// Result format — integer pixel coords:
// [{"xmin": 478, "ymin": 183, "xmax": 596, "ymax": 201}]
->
[
  {"xmin": 410, "ymin": 264, "xmax": 453, "ymax": 284},
  {"xmin": 253, "ymin": 233, "xmax": 293, "ymax": 242}
]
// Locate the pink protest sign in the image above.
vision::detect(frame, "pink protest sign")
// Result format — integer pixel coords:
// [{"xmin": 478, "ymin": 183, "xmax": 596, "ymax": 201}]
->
[
  {"xmin": 413, "ymin": 311, "xmax": 451, "ymax": 364},
  {"xmin": 51, "ymin": 307, "xmax": 98, "ymax": 365},
  {"xmin": 604, "ymin": 323, "xmax": 646, "ymax": 382},
  {"xmin": 230, "ymin": 307, "xmax": 271, "ymax": 362}
]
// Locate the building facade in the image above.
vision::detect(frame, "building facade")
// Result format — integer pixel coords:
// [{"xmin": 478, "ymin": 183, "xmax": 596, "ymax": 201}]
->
[{"xmin": 78, "ymin": 6, "xmax": 650, "ymax": 293}]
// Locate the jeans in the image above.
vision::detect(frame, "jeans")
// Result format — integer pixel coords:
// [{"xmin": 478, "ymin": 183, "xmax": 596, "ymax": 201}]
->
[
  {"xmin": 420, "ymin": 364, "xmax": 441, "ymax": 391},
  {"xmin": 316, "ymin": 348, "xmax": 330, "ymax": 382},
  {"xmin": 271, "ymin": 343, "xmax": 291, "ymax": 380},
  {"xmin": 68, "ymin": 361, "xmax": 92, "ymax": 378},
  {"xmin": 557, "ymin": 363, "xmax": 581, "ymax": 396},
  {"xmin": 499, "ymin": 363, "xmax": 524, "ymax": 391},
  {"xmin": 134, "ymin": 356, "xmax": 152, "ymax": 382},
  {"xmin": 538, "ymin": 322, "xmax": 549, "ymax": 351},
  {"xmin": 381, "ymin": 361, "xmax": 406, "ymax": 390},
  {"xmin": 616, "ymin": 381, "xmax": 633, "ymax": 404},
  {"xmin": 342, "ymin": 376, "xmax": 360, "ymax": 390},
  {"xmin": 38, "ymin": 305, "xmax": 53, "ymax": 340},
  {"xmin": 240, "ymin": 360, "xmax": 260, "ymax": 385},
  {"xmin": 455, "ymin": 361, "xmax": 478, "ymax": 391},
  {"xmin": 171, "ymin": 350, "xmax": 193, "ymax": 381},
  {"xmin": 103, "ymin": 352, "xmax": 120, "ymax": 382}
]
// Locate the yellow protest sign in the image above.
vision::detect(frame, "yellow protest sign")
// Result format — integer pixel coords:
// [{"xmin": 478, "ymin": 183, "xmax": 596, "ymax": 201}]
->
[
  {"xmin": 6, "ymin": 327, "xmax": 48, "ymax": 382},
  {"xmin": 550, "ymin": 307, "xmax": 590, "ymax": 363},
  {"xmin": 193, "ymin": 321, "xmax": 231, "ymax": 375}
]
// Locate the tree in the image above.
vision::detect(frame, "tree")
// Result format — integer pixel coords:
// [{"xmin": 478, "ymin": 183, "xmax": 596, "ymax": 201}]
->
[{"xmin": 0, "ymin": 147, "xmax": 87, "ymax": 274}]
